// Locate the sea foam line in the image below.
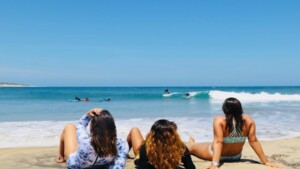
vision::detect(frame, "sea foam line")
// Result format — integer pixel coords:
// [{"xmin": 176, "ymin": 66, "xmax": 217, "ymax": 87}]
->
[
  {"xmin": 209, "ymin": 90, "xmax": 300, "ymax": 103},
  {"xmin": 0, "ymin": 118, "xmax": 211, "ymax": 148},
  {"xmin": 1, "ymin": 117, "xmax": 300, "ymax": 148}
]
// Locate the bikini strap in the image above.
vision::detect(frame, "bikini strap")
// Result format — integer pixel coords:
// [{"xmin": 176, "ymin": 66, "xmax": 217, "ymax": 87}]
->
[
  {"xmin": 92, "ymin": 154, "xmax": 99, "ymax": 166},
  {"xmin": 228, "ymin": 120, "xmax": 243, "ymax": 137}
]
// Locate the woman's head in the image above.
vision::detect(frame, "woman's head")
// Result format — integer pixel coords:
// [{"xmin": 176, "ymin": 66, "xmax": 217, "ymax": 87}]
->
[
  {"xmin": 149, "ymin": 119, "xmax": 177, "ymax": 141},
  {"xmin": 145, "ymin": 119, "xmax": 184, "ymax": 169},
  {"xmin": 222, "ymin": 97, "xmax": 244, "ymax": 132},
  {"xmin": 90, "ymin": 110, "xmax": 117, "ymax": 157}
]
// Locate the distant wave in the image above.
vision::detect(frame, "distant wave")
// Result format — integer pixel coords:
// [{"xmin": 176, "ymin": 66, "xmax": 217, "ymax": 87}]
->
[
  {"xmin": 191, "ymin": 91, "xmax": 210, "ymax": 98},
  {"xmin": 184, "ymin": 91, "xmax": 202, "ymax": 98},
  {"xmin": 209, "ymin": 90, "xmax": 300, "ymax": 102},
  {"xmin": 162, "ymin": 92, "xmax": 181, "ymax": 97},
  {"xmin": 162, "ymin": 91, "xmax": 209, "ymax": 99}
]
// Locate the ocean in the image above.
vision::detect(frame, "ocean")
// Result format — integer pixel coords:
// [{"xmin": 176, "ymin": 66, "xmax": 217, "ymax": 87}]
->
[{"xmin": 0, "ymin": 86, "xmax": 300, "ymax": 148}]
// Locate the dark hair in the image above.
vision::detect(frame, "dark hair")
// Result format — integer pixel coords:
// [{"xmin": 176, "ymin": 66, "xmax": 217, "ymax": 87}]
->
[
  {"xmin": 90, "ymin": 110, "xmax": 117, "ymax": 157},
  {"xmin": 150, "ymin": 119, "xmax": 176, "ymax": 140},
  {"xmin": 222, "ymin": 97, "xmax": 244, "ymax": 132},
  {"xmin": 145, "ymin": 119, "xmax": 184, "ymax": 169}
]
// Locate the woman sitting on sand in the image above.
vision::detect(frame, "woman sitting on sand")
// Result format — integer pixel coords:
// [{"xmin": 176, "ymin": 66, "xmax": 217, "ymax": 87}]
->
[
  {"xmin": 127, "ymin": 119, "xmax": 195, "ymax": 169},
  {"xmin": 56, "ymin": 108, "xmax": 129, "ymax": 169},
  {"xmin": 188, "ymin": 97, "xmax": 284, "ymax": 169}
]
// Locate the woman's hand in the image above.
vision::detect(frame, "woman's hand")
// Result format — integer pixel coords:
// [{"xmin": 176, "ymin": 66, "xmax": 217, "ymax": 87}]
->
[
  {"xmin": 205, "ymin": 165, "xmax": 219, "ymax": 169},
  {"xmin": 265, "ymin": 161, "xmax": 284, "ymax": 168},
  {"xmin": 56, "ymin": 154, "xmax": 65, "ymax": 163},
  {"xmin": 87, "ymin": 108, "xmax": 103, "ymax": 117}
]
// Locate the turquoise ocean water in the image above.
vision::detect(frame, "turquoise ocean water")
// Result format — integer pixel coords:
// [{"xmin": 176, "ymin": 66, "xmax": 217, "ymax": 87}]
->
[{"xmin": 1, "ymin": 86, "xmax": 300, "ymax": 148}]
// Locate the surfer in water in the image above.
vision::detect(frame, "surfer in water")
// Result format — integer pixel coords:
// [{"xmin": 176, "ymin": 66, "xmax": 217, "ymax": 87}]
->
[
  {"xmin": 103, "ymin": 98, "xmax": 111, "ymax": 102},
  {"xmin": 164, "ymin": 89, "xmax": 170, "ymax": 94},
  {"xmin": 75, "ymin": 96, "xmax": 81, "ymax": 101},
  {"xmin": 185, "ymin": 93, "xmax": 190, "ymax": 97},
  {"xmin": 99, "ymin": 98, "xmax": 111, "ymax": 102}
]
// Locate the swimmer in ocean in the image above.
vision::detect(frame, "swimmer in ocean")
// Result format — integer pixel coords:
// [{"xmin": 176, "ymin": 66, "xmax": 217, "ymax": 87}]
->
[
  {"xmin": 104, "ymin": 98, "xmax": 111, "ymax": 101},
  {"xmin": 99, "ymin": 98, "xmax": 111, "ymax": 102}
]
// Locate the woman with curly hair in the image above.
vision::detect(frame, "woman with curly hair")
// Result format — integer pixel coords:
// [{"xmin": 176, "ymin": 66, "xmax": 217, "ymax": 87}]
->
[
  {"xmin": 56, "ymin": 108, "xmax": 129, "ymax": 169},
  {"xmin": 127, "ymin": 119, "xmax": 195, "ymax": 169}
]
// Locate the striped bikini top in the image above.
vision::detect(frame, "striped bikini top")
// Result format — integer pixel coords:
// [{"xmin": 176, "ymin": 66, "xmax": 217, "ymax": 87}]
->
[{"xmin": 223, "ymin": 121, "xmax": 247, "ymax": 143}]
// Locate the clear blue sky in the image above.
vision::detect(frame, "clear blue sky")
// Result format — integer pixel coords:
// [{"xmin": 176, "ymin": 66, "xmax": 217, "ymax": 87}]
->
[{"xmin": 0, "ymin": 1, "xmax": 299, "ymax": 86}]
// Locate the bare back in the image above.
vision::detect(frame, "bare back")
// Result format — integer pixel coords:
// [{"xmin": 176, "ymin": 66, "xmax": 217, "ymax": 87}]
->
[{"xmin": 212, "ymin": 114, "xmax": 255, "ymax": 156}]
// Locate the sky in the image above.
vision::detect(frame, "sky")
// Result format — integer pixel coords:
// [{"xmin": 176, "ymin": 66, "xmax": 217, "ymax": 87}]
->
[{"xmin": 0, "ymin": 0, "xmax": 299, "ymax": 86}]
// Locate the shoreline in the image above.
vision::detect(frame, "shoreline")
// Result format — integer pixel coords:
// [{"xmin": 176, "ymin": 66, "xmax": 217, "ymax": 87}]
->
[{"xmin": 0, "ymin": 137, "xmax": 299, "ymax": 169}]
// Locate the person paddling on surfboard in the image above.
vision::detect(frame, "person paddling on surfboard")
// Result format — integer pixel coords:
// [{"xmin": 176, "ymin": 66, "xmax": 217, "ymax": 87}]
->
[
  {"xmin": 164, "ymin": 89, "xmax": 170, "ymax": 94},
  {"xmin": 185, "ymin": 93, "xmax": 190, "ymax": 97}
]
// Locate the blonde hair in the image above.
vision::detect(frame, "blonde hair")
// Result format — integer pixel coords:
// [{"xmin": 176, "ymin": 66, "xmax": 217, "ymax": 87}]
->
[{"xmin": 145, "ymin": 119, "xmax": 185, "ymax": 169}]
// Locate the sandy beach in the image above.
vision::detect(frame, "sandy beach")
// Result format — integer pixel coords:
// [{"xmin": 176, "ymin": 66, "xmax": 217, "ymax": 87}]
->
[{"xmin": 0, "ymin": 137, "xmax": 299, "ymax": 169}]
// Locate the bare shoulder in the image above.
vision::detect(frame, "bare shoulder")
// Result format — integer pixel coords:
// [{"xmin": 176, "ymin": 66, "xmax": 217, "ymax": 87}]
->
[
  {"xmin": 243, "ymin": 114, "xmax": 252, "ymax": 119},
  {"xmin": 243, "ymin": 114, "xmax": 255, "ymax": 125},
  {"xmin": 214, "ymin": 115, "xmax": 225, "ymax": 124}
]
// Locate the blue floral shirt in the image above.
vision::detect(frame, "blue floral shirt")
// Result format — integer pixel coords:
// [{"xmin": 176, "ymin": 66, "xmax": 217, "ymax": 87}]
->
[{"xmin": 67, "ymin": 115, "xmax": 129, "ymax": 169}]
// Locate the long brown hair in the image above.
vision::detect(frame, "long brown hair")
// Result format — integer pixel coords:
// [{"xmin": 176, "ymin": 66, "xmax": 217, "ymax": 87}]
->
[
  {"xmin": 222, "ymin": 97, "xmax": 244, "ymax": 132},
  {"xmin": 90, "ymin": 110, "xmax": 117, "ymax": 157},
  {"xmin": 145, "ymin": 119, "xmax": 185, "ymax": 169}
]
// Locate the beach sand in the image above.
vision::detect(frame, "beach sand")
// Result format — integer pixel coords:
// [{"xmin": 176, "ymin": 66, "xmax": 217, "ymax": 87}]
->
[{"xmin": 0, "ymin": 137, "xmax": 299, "ymax": 169}]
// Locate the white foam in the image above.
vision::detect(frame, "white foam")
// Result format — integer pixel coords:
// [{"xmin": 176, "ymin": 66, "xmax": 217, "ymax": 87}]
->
[
  {"xmin": 184, "ymin": 91, "xmax": 205, "ymax": 98},
  {"xmin": 0, "ymin": 118, "xmax": 212, "ymax": 148},
  {"xmin": 1, "ymin": 116, "xmax": 299, "ymax": 148},
  {"xmin": 209, "ymin": 90, "xmax": 300, "ymax": 103},
  {"xmin": 0, "ymin": 121, "xmax": 72, "ymax": 148},
  {"xmin": 162, "ymin": 92, "xmax": 180, "ymax": 97},
  {"xmin": 116, "ymin": 117, "xmax": 214, "ymax": 143}
]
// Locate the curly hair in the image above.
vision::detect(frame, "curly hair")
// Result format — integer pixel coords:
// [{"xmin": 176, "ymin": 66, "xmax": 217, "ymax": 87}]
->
[
  {"xmin": 90, "ymin": 110, "xmax": 117, "ymax": 157},
  {"xmin": 145, "ymin": 119, "xmax": 185, "ymax": 169}
]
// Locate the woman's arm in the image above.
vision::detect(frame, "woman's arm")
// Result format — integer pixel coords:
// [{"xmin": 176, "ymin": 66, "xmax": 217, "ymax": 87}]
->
[
  {"xmin": 111, "ymin": 138, "xmax": 129, "ymax": 169},
  {"xmin": 208, "ymin": 116, "xmax": 224, "ymax": 169},
  {"xmin": 247, "ymin": 119, "xmax": 268, "ymax": 164},
  {"xmin": 248, "ymin": 118, "xmax": 284, "ymax": 168},
  {"xmin": 76, "ymin": 108, "xmax": 102, "ymax": 148},
  {"xmin": 76, "ymin": 114, "xmax": 92, "ymax": 145}
]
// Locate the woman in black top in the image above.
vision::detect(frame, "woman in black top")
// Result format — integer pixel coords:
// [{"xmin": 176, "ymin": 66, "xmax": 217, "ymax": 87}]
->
[{"xmin": 127, "ymin": 119, "xmax": 195, "ymax": 169}]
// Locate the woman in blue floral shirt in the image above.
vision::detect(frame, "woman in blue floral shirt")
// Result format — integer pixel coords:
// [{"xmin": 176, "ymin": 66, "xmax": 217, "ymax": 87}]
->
[{"xmin": 56, "ymin": 108, "xmax": 128, "ymax": 169}]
